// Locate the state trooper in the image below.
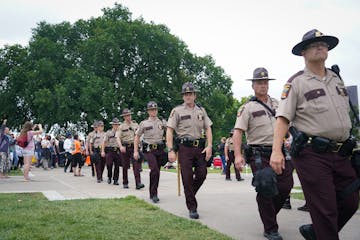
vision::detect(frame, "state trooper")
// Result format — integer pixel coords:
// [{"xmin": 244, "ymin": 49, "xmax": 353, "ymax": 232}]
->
[
  {"xmin": 166, "ymin": 82, "xmax": 213, "ymax": 219},
  {"xmin": 89, "ymin": 120, "xmax": 106, "ymax": 183},
  {"xmin": 224, "ymin": 129, "xmax": 243, "ymax": 181},
  {"xmin": 233, "ymin": 68, "xmax": 293, "ymax": 240},
  {"xmin": 271, "ymin": 29, "xmax": 359, "ymax": 240},
  {"xmin": 101, "ymin": 118, "xmax": 121, "ymax": 185},
  {"xmin": 85, "ymin": 121, "xmax": 98, "ymax": 177},
  {"xmin": 134, "ymin": 101, "xmax": 166, "ymax": 202},
  {"xmin": 117, "ymin": 108, "xmax": 143, "ymax": 189}
]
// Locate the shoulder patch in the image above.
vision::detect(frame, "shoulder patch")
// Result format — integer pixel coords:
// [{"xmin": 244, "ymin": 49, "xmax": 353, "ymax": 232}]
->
[
  {"xmin": 281, "ymin": 84, "xmax": 291, "ymax": 99},
  {"xmin": 170, "ymin": 109, "xmax": 175, "ymax": 118},
  {"xmin": 237, "ymin": 105, "xmax": 246, "ymax": 117},
  {"xmin": 287, "ymin": 71, "xmax": 304, "ymax": 83}
]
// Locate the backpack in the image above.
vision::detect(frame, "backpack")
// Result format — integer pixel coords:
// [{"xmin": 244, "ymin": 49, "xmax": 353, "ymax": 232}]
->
[{"xmin": 16, "ymin": 134, "xmax": 29, "ymax": 148}]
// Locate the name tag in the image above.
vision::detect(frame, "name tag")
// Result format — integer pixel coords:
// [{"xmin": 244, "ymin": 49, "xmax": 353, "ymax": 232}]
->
[
  {"xmin": 252, "ymin": 110, "xmax": 266, "ymax": 118},
  {"xmin": 122, "ymin": 129, "xmax": 129, "ymax": 132},
  {"xmin": 304, "ymin": 88, "xmax": 326, "ymax": 101},
  {"xmin": 145, "ymin": 126, "xmax": 153, "ymax": 131},
  {"xmin": 180, "ymin": 115, "xmax": 191, "ymax": 120}
]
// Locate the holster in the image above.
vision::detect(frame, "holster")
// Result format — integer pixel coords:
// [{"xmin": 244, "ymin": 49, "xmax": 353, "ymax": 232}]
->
[
  {"xmin": 338, "ymin": 137, "xmax": 357, "ymax": 157},
  {"xmin": 243, "ymin": 144, "xmax": 253, "ymax": 164},
  {"xmin": 289, "ymin": 127, "xmax": 308, "ymax": 157}
]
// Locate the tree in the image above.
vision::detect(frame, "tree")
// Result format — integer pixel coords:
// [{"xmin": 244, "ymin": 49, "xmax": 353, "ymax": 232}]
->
[{"xmin": 0, "ymin": 3, "xmax": 235, "ymax": 137}]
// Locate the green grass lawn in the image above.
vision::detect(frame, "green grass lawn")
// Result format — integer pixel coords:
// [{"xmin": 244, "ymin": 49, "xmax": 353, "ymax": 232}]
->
[
  {"xmin": 8, "ymin": 168, "xmax": 22, "ymax": 176},
  {"xmin": 0, "ymin": 193, "xmax": 231, "ymax": 240}
]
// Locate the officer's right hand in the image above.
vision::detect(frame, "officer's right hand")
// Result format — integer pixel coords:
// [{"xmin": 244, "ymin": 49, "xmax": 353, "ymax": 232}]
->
[
  {"xmin": 101, "ymin": 151, "xmax": 105, "ymax": 158},
  {"xmin": 133, "ymin": 151, "xmax": 139, "ymax": 161},
  {"xmin": 120, "ymin": 146, "xmax": 126, "ymax": 153},
  {"xmin": 85, "ymin": 150, "xmax": 89, "ymax": 156},
  {"xmin": 270, "ymin": 150, "xmax": 285, "ymax": 175},
  {"xmin": 235, "ymin": 156, "xmax": 245, "ymax": 171},
  {"xmin": 168, "ymin": 151, "xmax": 176, "ymax": 162}
]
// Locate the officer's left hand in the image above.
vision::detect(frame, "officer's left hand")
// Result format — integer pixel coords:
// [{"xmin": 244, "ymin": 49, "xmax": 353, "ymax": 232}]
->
[
  {"xmin": 101, "ymin": 151, "xmax": 105, "ymax": 158},
  {"xmin": 270, "ymin": 150, "xmax": 285, "ymax": 175},
  {"xmin": 202, "ymin": 146, "xmax": 212, "ymax": 161}
]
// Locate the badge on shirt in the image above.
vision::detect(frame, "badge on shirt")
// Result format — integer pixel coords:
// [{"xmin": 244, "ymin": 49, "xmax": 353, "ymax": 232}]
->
[
  {"xmin": 281, "ymin": 84, "xmax": 291, "ymax": 99},
  {"xmin": 197, "ymin": 114, "xmax": 203, "ymax": 121}
]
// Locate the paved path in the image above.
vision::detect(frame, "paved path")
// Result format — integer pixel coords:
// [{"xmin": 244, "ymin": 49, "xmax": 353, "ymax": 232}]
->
[{"xmin": 0, "ymin": 166, "xmax": 359, "ymax": 240}]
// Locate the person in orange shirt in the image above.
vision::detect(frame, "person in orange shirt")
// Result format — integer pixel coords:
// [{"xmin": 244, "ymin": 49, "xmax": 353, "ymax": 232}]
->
[{"xmin": 71, "ymin": 134, "xmax": 83, "ymax": 176}]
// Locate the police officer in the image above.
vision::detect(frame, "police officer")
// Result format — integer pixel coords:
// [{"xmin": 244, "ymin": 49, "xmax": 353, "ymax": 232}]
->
[
  {"xmin": 101, "ymin": 118, "xmax": 121, "ymax": 185},
  {"xmin": 233, "ymin": 68, "xmax": 293, "ymax": 240},
  {"xmin": 117, "ymin": 109, "xmax": 143, "ymax": 189},
  {"xmin": 86, "ymin": 121, "xmax": 98, "ymax": 177},
  {"xmin": 90, "ymin": 120, "xmax": 106, "ymax": 183},
  {"xmin": 166, "ymin": 82, "xmax": 213, "ymax": 219},
  {"xmin": 134, "ymin": 101, "xmax": 166, "ymax": 203},
  {"xmin": 224, "ymin": 129, "xmax": 243, "ymax": 181},
  {"xmin": 270, "ymin": 29, "xmax": 359, "ymax": 240}
]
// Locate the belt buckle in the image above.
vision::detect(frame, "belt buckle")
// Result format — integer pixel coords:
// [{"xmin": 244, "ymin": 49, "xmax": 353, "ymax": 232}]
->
[
  {"xmin": 152, "ymin": 144, "xmax": 158, "ymax": 150},
  {"xmin": 193, "ymin": 140, "xmax": 199, "ymax": 147},
  {"xmin": 333, "ymin": 143, "xmax": 342, "ymax": 152}
]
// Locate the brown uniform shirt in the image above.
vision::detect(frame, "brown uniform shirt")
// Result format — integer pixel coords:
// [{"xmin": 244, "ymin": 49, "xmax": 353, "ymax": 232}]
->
[
  {"xmin": 90, "ymin": 131, "xmax": 105, "ymax": 148},
  {"xmin": 136, "ymin": 117, "xmax": 166, "ymax": 144},
  {"xmin": 234, "ymin": 97, "xmax": 278, "ymax": 145},
  {"xmin": 167, "ymin": 103, "xmax": 213, "ymax": 139},
  {"xmin": 225, "ymin": 137, "xmax": 234, "ymax": 151},
  {"xmin": 117, "ymin": 121, "xmax": 138, "ymax": 143},
  {"xmin": 86, "ymin": 131, "xmax": 96, "ymax": 148},
  {"xmin": 104, "ymin": 129, "xmax": 118, "ymax": 147},
  {"xmin": 277, "ymin": 68, "xmax": 351, "ymax": 142}
]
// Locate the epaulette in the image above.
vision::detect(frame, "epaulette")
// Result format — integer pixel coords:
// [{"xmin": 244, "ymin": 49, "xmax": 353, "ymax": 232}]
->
[
  {"xmin": 287, "ymin": 71, "xmax": 304, "ymax": 83},
  {"xmin": 195, "ymin": 103, "xmax": 203, "ymax": 108}
]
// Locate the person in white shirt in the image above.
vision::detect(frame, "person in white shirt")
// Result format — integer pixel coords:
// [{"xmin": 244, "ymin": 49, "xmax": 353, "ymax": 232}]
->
[{"xmin": 63, "ymin": 133, "xmax": 73, "ymax": 173}]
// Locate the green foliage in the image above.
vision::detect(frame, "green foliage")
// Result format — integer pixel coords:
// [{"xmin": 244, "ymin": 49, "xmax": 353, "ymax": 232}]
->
[
  {"xmin": 0, "ymin": 193, "xmax": 231, "ymax": 240},
  {"xmin": 0, "ymin": 4, "xmax": 234, "ymax": 137}
]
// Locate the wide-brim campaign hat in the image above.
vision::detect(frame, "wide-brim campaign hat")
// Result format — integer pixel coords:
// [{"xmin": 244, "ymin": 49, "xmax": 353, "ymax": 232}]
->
[
  {"xmin": 120, "ymin": 108, "xmax": 132, "ymax": 117},
  {"xmin": 146, "ymin": 101, "xmax": 158, "ymax": 110},
  {"xmin": 292, "ymin": 29, "xmax": 339, "ymax": 56},
  {"xmin": 246, "ymin": 67, "xmax": 275, "ymax": 81},
  {"xmin": 181, "ymin": 82, "xmax": 200, "ymax": 94},
  {"xmin": 110, "ymin": 117, "xmax": 121, "ymax": 125},
  {"xmin": 97, "ymin": 120, "xmax": 104, "ymax": 126}
]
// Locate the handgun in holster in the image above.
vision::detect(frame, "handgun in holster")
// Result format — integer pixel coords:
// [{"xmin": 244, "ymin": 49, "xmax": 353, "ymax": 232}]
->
[
  {"xmin": 338, "ymin": 137, "xmax": 357, "ymax": 157},
  {"xmin": 243, "ymin": 144, "xmax": 253, "ymax": 164},
  {"xmin": 289, "ymin": 126, "xmax": 308, "ymax": 157}
]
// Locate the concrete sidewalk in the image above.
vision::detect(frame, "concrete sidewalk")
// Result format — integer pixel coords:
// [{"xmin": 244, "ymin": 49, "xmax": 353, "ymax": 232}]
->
[{"xmin": 0, "ymin": 166, "xmax": 359, "ymax": 240}]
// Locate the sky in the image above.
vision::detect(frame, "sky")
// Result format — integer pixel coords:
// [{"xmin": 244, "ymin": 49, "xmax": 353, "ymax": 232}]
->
[{"xmin": 1, "ymin": 0, "xmax": 360, "ymax": 101}]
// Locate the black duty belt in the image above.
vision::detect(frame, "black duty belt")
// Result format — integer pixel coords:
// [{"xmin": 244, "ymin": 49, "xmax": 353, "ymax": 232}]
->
[
  {"xmin": 305, "ymin": 136, "xmax": 343, "ymax": 153},
  {"xmin": 104, "ymin": 146, "xmax": 119, "ymax": 153},
  {"xmin": 92, "ymin": 147, "xmax": 101, "ymax": 152},
  {"xmin": 179, "ymin": 138, "xmax": 206, "ymax": 148},
  {"xmin": 143, "ymin": 142, "xmax": 165, "ymax": 152},
  {"xmin": 123, "ymin": 142, "xmax": 134, "ymax": 148},
  {"xmin": 249, "ymin": 145, "xmax": 273, "ymax": 152}
]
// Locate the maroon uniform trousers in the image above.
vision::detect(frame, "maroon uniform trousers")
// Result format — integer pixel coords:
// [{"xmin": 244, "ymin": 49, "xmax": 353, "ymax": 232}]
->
[
  {"xmin": 293, "ymin": 147, "xmax": 359, "ymax": 240},
  {"xmin": 226, "ymin": 151, "xmax": 241, "ymax": 180},
  {"xmin": 249, "ymin": 155, "xmax": 294, "ymax": 233},
  {"xmin": 144, "ymin": 148, "xmax": 166, "ymax": 198},
  {"xmin": 105, "ymin": 151, "xmax": 121, "ymax": 181},
  {"xmin": 121, "ymin": 146, "xmax": 141, "ymax": 185},
  {"xmin": 178, "ymin": 145, "xmax": 207, "ymax": 211},
  {"xmin": 94, "ymin": 154, "xmax": 105, "ymax": 181}
]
